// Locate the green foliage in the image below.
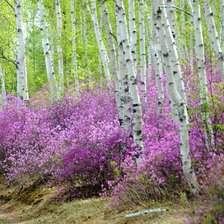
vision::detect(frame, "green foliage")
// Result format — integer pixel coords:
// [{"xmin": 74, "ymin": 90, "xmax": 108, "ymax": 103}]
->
[{"xmin": 0, "ymin": 0, "xmax": 223, "ymax": 96}]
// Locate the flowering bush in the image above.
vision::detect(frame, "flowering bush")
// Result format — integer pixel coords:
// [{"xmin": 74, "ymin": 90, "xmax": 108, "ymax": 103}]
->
[
  {"xmin": 0, "ymin": 96, "xmax": 53, "ymax": 181},
  {"xmin": 0, "ymin": 62, "xmax": 223, "ymax": 201},
  {"xmin": 0, "ymin": 89, "xmax": 135, "ymax": 190},
  {"xmin": 107, "ymin": 65, "xmax": 224, "ymax": 208},
  {"xmin": 48, "ymin": 89, "xmax": 136, "ymax": 188}
]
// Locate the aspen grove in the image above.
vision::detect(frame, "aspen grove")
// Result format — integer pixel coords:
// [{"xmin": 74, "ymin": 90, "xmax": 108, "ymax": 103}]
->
[{"xmin": 0, "ymin": 0, "xmax": 224, "ymax": 222}]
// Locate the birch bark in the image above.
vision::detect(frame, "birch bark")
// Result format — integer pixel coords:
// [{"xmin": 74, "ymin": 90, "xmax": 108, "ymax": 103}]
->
[
  {"xmin": 180, "ymin": 0, "xmax": 187, "ymax": 56},
  {"xmin": 152, "ymin": 0, "xmax": 198, "ymax": 193},
  {"xmin": 0, "ymin": 66, "xmax": 6, "ymax": 104},
  {"xmin": 115, "ymin": 0, "xmax": 144, "ymax": 152},
  {"xmin": 14, "ymin": 0, "xmax": 29, "ymax": 101},
  {"xmin": 203, "ymin": 0, "xmax": 224, "ymax": 82},
  {"xmin": 70, "ymin": 0, "xmax": 78, "ymax": 84},
  {"xmin": 151, "ymin": 28, "xmax": 164, "ymax": 115},
  {"xmin": 188, "ymin": 0, "xmax": 214, "ymax": 150},
  {"xmin": 165, "ymin": 0, "xmax": 178, "ymax": 39},
  {"xmin": 101, "ymin": 3, "xmax": 123, "ymax": 123},
  {"xmin": 128, "ymin": 0, "xmax": 137, "ymax": 73},
  {"xmin": 147, "ymin": 14, "xmax": 153, "ymax": 80},
  {"xmin": 83, "ymin": 0, "xmax": 91, "ymax": 83},
  {"xmin": 116, "ymin": 10, "xmax": 132, "ymax": 132},
  {"xmin": 139, "ymin": 1, "xmax": 147, "ymax": 104},
  {"xmin": 221, "ymin": 0, "xmax": 224, "ymax": 50},
  {"xmin": 37, "ymin": 0, "xmax": 59, "ymax": 103},
  {"xmin": 163, "ymin": 1, "xmax": 187, "ymax": 104},
  {"xmin": 88, "ymin": 0, "xmax": 111, "ymax": 84},
  {"xmin": 56, "ymin": 0, "xmax": 64, "ymax": 96}
]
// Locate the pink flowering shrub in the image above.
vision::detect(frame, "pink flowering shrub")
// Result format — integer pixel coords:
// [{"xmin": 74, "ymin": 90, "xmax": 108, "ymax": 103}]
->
[
  {"xmin": 48, "ymin": 89, "xmax": 136, "ymax": 188},
  {"xmin": 0, "ymin": 62, "xmax": 223, "ymax": 200},
  {"xmin": 107, "ymin": 65, "xmax": 224, "ymax": 208},
  {"xmin": 0, "ymin": 97, "xmax": 50, "ymax": 179},
  {"xmin": 0, "ymin": 89, "xmax": 136, "ymax": 191}
]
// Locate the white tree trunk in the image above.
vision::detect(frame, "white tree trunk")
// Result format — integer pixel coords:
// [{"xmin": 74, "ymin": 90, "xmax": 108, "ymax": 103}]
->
[
  {"xmin": 147, "ymin": 44, "xmax": 153, "ymax": 80},
  {"xmin": 115, "ymin": 0, "xmax": 144, "ymax": 153},
  {"xmin": 203, "ymin": 0, "xmax": 224, "ymax": 82},
  {"xmin": 165, "ymin": 0, "xmax": 178, "ymax": 40},
  {"xmin": 101, "ymin": 3, "xmax": 116, "ymax": 80},
  {"xmin": 71, "ymin": 0, "xmax": 78, "ymax": 85},
  {"xmin": 14, "ymin": 0, "xmax": 29, "ymax": 101},
  {"xmin": 56, "ymin": 0, "xmax": 64, "ymax": 96},
  {"xmin": 116, "ymin": 10, "xmax": 132, "ymax": 132},
  {"xmin": 101, "ymin": 3, "xmax": 123, "ymax": 123},
  {"xmin": 151, "ymin": 28, "xmax": 164, "ymax": 115},
  {"xmin": 152, "ymin": 0, "xmax": 198, "ymax": 194},
  {"xmin": 128, "ymin": 0, "xmax": 137, "ymax": 73},
  {"xmin": 139, "ymin": 1, "xmax": 147, "ymax": 105},
  {"xmin": 156, "ymin": 26, "xmax": 178, "ymax": 120},
  {"xmin": 188, "ymin": 0, "xmax": 214, "ymax": 150},
  {"xmin": 98, "ymin": 62, "xmax": 103, "ymax": 88},
  {"xmin": 163, "ymin": 1, "xmax": 187, "ymax": 105},
  {"xmin": 37, "ymin": 0, "xmax": 58, "ymax": 103},
  {"xmin": 0, "ymin": 66, "xmax": 6, "ymax": 104},
  {"xmin": 147, "ymin": 15, "xmax": 153, "ymax": 80},
  {"xmin": 88, "ymin": 0, "xmax": 111, "ymax": 84},
  {"xmin": 180, "ymin": 0, "xmax": 187, "ymax": 56},
  {"xmin": 118, "ymin": 46, "xmax": 132, "ymax": 131},
  {"xmin": 221, "ymin": 0, "xmax": 224, "ymax": 50},
  {"xmin": 190, "ymin": 27, "xmax": 194, "ymax": 73},
  {"xmin": 83, "ymin": 0, "xmax": 91, "ymax": 84}
]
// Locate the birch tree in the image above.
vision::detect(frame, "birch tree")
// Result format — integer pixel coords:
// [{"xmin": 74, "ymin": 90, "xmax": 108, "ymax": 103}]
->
[
  {"xmin": 115, "ymin": 0, "xmax": 144, "ymax": 153},
  {"xmin": 180, "ymin": 0, "xmax": 187, "ymax": 56},
  {"xmin": 152, "ymin": 0, "xmax": 198, "ymax": 193},
  {"xmin": 151, "ymin": 27, "xmax": 164, "ymax": 115},
  {"xmin": 0, "ymin": 66, "xmax": 6, "ymax": 104},
  {"xmin": 116, "ymin": 9, "xmax": 132, "ymax": 132},
  {"xmin": 70, "ymin": 0, "xmax": 78, "ymax": 84},
  {"xmin": 83, "ymin": 0, "xmax": 92, "ymax": 83},
  {"xmin": 221, "ymin": 0, "xmax": 224, "ymax": 50},
  {"xmin": 37, "ymin": 0, "xmax": 59, "ymax": 103},
  {"xmin": 14, "ymin": 0, "xmax": 29, "ymax": 101},
  {"xmin": 203, "ymin": 0, "xmax": 224, "ymax": 82},
  {"xmin": 117, "ymin": 42, "xmax": 132, "ymax": 132},
  {"xmin": 55, "ymin": 0, "xmax": 64, "ymax": 96},
  {"xmin": 88, "ymin": 0, "xmax": 111, "ymax": 84},
  {"xmin": 101, "ymin": 3, "xmax": 123, "ymax": 122},
  {"xmin": 128, "ymin": 0, "xmax": 137, "ymax": 72},
  {"xmin": 139, "ymin": 0, "xmax": 147, "ymax": 105},
  {"xmin": 162, "ymin": 1, "xmax": 187, "ymax": 105},
  {"xmin": 147, "ymin": 40, "xmax": 153, "ymax": 80},
  {"xmin": 165, "ymin": 0, "xmax": 178, "ymax": 40},
  {"xmin": 188, "ymin": 0, "xmax": 214, "ymax": 150}
]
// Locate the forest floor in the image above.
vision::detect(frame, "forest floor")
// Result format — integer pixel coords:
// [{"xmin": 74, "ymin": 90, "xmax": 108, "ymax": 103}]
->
[{"xmin": 0, "ymin": 182, "xmax": 193, "ymax": 224}]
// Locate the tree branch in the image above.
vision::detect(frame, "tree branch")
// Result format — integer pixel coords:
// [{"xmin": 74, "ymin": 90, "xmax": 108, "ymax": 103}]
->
[
  {"xmin": 160, "ymin": 4, "xmax": 192, "ymax": 17},
  {"xmin": 0, "ymin": 13, "xmax": 17, "ymax": 29},
  {"xmin": 0, "ymin": 51, "xmax": 16, "ymax": 67},
  {"xmin": 3, "ymin": 0, "xmax": 15, "ymax": 12}
]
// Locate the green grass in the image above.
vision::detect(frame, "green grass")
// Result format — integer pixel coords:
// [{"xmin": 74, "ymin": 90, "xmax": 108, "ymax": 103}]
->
[{"xmin": 0, "ymin": 183, "xmax": 190, "ymax": 224}]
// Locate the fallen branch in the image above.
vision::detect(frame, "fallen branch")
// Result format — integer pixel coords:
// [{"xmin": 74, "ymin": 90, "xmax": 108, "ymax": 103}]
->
[{"xmin": 125, "ymin": 208, "xmax": 167, "ymax": 218}]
